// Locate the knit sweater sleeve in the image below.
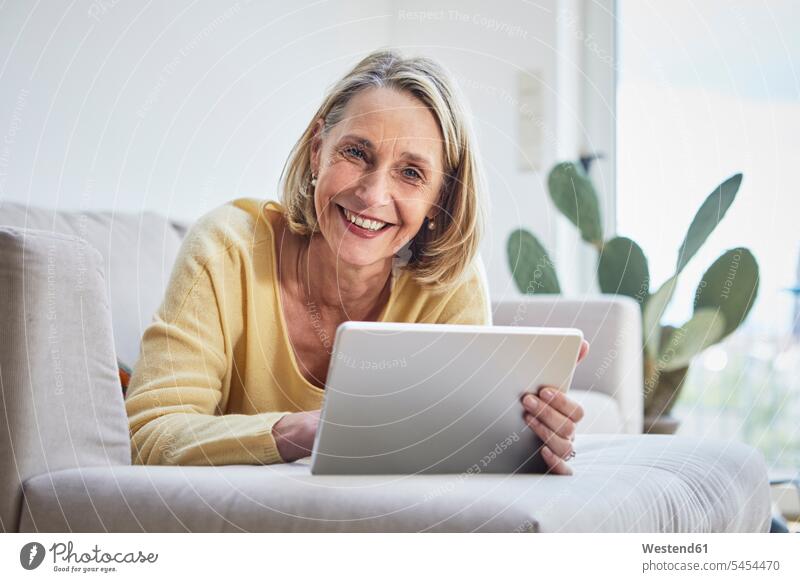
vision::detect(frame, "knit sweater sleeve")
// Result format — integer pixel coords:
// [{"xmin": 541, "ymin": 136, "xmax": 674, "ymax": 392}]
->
[{"xmin": 124, "ymin": 207, "xmax": 288, "ymax": 466}]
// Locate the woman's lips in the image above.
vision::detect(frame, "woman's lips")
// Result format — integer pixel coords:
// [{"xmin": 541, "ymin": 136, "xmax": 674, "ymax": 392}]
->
[{"xmin": 337, "ymin": 204, "xmax": 395, "ymax": 239}]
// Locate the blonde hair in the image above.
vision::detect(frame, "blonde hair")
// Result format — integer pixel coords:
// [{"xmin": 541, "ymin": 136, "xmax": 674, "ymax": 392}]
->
[{"xmin": 280, "ymin": 49, "xmax": 487, "ymax": 292}]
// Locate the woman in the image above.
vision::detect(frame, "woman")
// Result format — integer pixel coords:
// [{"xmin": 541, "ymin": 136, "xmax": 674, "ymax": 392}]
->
[{"xmin": 125, "ymin": 49, "xmax": 588, "ymax": 475}]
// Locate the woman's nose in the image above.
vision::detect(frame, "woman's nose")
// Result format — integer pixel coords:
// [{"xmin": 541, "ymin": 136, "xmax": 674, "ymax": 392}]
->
[{"xmin": 355, "ymin": 166, "xmax": 393, "ymax": 210}]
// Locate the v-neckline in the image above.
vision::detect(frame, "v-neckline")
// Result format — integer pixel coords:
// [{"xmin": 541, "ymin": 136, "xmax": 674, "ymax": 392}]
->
[{"xmin": 261, "ymin": 200, "xmax": 398, "ymax": 392}]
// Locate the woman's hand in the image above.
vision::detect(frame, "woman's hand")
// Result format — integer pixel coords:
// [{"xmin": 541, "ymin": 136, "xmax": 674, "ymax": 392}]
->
[
  {"xmin": 272, "ymin": 410, "xmax": 320, "ymax": 462},
  {"xmin": 520, "ymin": 339, "xmax": 590, "ymax": 475}
]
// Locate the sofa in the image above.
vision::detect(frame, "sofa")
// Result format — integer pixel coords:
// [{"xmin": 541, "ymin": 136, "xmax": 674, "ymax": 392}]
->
[{"xmin": 0, "ymin": 202, "xmax": 772, "ymax": 532}]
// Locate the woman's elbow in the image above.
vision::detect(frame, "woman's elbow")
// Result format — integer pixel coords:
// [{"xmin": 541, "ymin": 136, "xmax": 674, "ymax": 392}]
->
[{"xmin": 129, "ymin": 419, "xmax": 183, "ymax": 466}]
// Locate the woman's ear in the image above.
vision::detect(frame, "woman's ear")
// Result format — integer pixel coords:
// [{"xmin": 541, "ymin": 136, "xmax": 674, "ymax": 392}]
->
[{"xmin": 310, "ymin": 118, "xmax": 325, "ymax": 175}]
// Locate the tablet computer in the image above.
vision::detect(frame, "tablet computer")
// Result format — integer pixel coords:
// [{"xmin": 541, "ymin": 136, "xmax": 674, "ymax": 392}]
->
[{"xmin": 310, "ymin": 321, "xmax": 583, "ymax": 475}]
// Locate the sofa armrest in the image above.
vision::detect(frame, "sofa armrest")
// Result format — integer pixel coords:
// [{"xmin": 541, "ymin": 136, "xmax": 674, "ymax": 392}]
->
[
  {"xmin": 492, "ymin": 296, "xmax": 644, "ymax": 434},
  {"xmin": 0, "ymin": 227, "xmax": 130, "ymax": 532}
]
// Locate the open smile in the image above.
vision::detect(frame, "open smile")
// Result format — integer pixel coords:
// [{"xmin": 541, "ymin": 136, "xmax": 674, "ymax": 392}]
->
[{"xmin": 335, "ymin": 203, "xmax": 397, "ymax": 238}]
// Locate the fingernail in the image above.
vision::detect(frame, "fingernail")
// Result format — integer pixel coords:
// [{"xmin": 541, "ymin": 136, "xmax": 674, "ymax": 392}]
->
[
  {"xmin": 524, "ymin": 395, "xmax": 538, "ymax": 411},
  {"xmin": 540, "ymin": 388, "xmax": 554, "ymax": 400}
]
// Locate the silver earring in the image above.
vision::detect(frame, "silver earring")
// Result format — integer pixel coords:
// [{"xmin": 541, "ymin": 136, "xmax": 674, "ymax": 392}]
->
[
  {"xmin": 310, "ymin": 174, "xmax": 317, "ymax": 187},
  {"xmin": 427, "ymin": 217, "xmax": 435, "ymax": 230}
]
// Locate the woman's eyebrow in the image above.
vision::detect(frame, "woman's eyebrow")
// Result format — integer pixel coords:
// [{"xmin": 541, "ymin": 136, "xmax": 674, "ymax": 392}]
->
[
  {"xmin": 400, "ymin": 151, "xmax": 433, "ymax": 168},
  {"xmin": 339, "ymin": 133, "xmax": 433, "ymax": 167},
  {"xmin": 339, "ymin": 134, "xmax": 373, "ymax": 149}
]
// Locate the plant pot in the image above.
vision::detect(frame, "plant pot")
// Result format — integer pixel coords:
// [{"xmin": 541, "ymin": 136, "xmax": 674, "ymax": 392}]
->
[
  {"xmin": 644, "ymin": 363, "xmax": 690, "ymax": 417},
  {"xmin": 643, "ymin": 362, "xmax": 690, "ymax": 435},
  {"xmin": 643, "ymin": 413, "xmax": 681, "ymax": 435}
]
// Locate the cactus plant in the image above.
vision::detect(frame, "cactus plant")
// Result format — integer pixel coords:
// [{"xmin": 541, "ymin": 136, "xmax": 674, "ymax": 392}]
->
[
  {"xmin": 507, "ymin": 229, "xmax": 560, "ymax": 294},
  {"xmin": 506, "ymin": 162, "xmax": 760, "ymax": 429},
  {"xmin": 694, "ymin": 247, "xmax": 759, "ymax": 340},
  {"xmin": 547, "ymin": 162, "xmax": 604, "ymax": 248},
  {"xmin": 597, "ymin": 236, "xmax": 650, "ymax": 303},
  {"xmin": 676, "ymin": 173, "xmax": 742, "ymax": 273}
]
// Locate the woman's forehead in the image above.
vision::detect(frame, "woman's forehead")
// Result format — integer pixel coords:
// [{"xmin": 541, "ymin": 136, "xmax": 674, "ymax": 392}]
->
[{"xmin": 334, "ymin": 88, "xmax": 444, "ymax": 164}]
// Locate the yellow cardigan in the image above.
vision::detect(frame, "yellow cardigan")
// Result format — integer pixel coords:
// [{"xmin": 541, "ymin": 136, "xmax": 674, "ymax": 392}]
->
[{"xmin": 125, "ymin": 198, "xmax": 491, "ymax": 466}]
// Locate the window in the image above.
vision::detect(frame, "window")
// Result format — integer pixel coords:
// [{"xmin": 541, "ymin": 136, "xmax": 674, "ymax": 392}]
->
[{"xmin": 618, "ymin": 0, "xmax": 800, "ymax": 471}]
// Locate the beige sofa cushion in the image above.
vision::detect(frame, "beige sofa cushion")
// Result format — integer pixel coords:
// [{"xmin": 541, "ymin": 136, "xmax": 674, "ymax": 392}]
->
[
  {"xmin": 571, "ymin": 390, "xmax": 623, "ymax": 433},
  {"xmin": 19, "ymin": 434, "xmax": 771, "ymax": 533},
  {"xmin": 0, "ymin": 227, "xmax": 131, "ymax": 532}
]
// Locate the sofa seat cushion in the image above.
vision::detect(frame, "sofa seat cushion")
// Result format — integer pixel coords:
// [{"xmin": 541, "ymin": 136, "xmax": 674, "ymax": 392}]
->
[
  {"xmin": 19, "ymin": 434, "xmax": 770, "ymax": 533},
  {"xmin": 570, "ymin": 390, "xmax": 624, "ymax": 434}
]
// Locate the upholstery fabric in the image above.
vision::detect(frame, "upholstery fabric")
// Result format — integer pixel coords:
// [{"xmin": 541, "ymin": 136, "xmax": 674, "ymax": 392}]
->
[
  {"xmin": 0, "ymin": 227, "xmax": 131, "ymax": 532},
  {"xmin": 19, "ymin": 434, "xmax": 771, "ymax": 533},
  {"xmin": 570, "ymin": 390, "xmax": 623, "ymax": 434}
]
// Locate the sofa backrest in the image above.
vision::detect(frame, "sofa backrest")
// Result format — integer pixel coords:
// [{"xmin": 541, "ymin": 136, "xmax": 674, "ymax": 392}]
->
[
  {"xmin": 0, "ymin": 202, "xmax": 186, "ymax": 366},
  {"xmin": 0, "ymin": 227, "xmax": 131, "ymax": 532}
]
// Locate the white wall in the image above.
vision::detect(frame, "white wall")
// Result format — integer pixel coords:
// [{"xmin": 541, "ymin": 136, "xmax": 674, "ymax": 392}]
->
[
  {"xmin": 0, "ymin": 0, "xmax": 603, "ymax": 297},
  {"xmin": 0, "ymin": 0, "xmax": 392, "ymax": 218}
]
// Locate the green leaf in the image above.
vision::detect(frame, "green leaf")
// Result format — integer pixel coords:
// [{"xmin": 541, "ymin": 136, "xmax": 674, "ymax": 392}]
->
[
  {"xmin": 597, "ymin": 236, "xmax": 650, "ymax": 304},
  {"xmin": 507, "ymin": 229, "xmax": 561, "ymax": 294},
  {"xmin": 547, "ymin": 161, "xmax": 603, "ymax": 246},
  {"xmin": 694, "ymin": 247, "xmax": 759, "ymax": 339},
  {"xmin": 658, "ymin": 308, "xmax": 726, "ymax": 372},
  {"xmin": 676, "ymin": 173, "xmax": 742, "ymax": 273},
  {"xmin": 643, "ymin": 274, "xmax": 679, "ymax": 358}
]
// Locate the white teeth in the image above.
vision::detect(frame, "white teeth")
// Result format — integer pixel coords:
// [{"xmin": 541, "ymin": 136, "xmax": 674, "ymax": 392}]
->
[{"xmin": 342, "ymin": 206, "xmax": 388, "ymax": 231}]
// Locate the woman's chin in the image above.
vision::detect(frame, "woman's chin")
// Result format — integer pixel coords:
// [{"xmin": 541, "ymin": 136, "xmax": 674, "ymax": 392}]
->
[
  {"xmin": 331, "ymin": 246, "xmax": 391, "ymax": 268},
  {"xmin": 320, "ymin": 215, "xmax": 404, "ymax": 269}
]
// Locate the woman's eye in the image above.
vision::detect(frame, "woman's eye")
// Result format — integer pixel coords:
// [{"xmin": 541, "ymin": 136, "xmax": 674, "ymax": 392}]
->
[
  {"xmin": 402, "ymin": 167, "xmax": 422, "ymax": 181},
  {"xmin": 343, "ymin": 146, "xmax": 366, "ymax": 160}
]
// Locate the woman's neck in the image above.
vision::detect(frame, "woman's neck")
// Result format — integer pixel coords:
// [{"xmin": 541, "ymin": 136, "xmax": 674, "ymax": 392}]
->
[{"xmin": 298, "ymin": 231, "xmax": 393, "ymax": 320}]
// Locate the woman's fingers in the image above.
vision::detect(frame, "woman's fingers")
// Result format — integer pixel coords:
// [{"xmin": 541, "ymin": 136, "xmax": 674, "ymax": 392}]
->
[
  {"xmin": 541, "ymin": 445, "xmax": 573, "ymax": 475},
  {"xmin": 577, "ymin": 339, "xmax": 590, "ymax": 363},
  {"xmin": 520, "ymin": 386, "xmax": 583, "ymax": 476},
  {"xmin": 521, "ymin": 392, "xmax": 578, "ymax": 439},
  {"xmin": 524, "ymin": 413, "xmax": 574, "ymax": 459},
  {"xmin": 538, "ymin": 387, "xmax": 585, "ymax": 423}
]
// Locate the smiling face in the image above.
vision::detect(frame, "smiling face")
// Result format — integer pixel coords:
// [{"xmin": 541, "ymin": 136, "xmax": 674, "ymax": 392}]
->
[{"xmin": 309, "ymin": 87, "xmax": 446, "ymax": 268}]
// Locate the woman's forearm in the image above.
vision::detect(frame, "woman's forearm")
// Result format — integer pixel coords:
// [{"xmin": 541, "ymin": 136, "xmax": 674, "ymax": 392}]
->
[{"xmin": 128, "ymin": 409, "xmax": 289, "ymax": 466}]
